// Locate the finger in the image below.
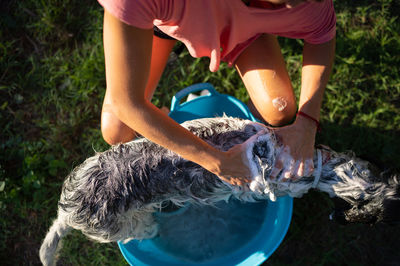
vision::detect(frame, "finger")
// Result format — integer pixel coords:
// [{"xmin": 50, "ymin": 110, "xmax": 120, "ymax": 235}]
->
[
  {"xmin": 282, "ymin": 158, "xmax": 296, "ymax": 181},
  {"xmin": 272, "ymin": 131, "xmax": 283, "ymax": 145},
  {"xmin": 228, "ymin": 178, "xmax": 239, "ymax": 186},
  {"xmin": 218, "ymin": 176, "xmax": 231, "ymax": 185},
  {"xmin": 281, "ymin": 170, "xmax": 292, "ymax": 182},
  {"xmin": 281, "ymin": 169, "xmax": 292, "ymax": 182},
  {"xmin": 233, "ymin": 176, "xmax": 250, "ymax": 186},
  {"xmin": 270, "ymin": 158, "xmax": 284, "ymax": 180},
  {"xmin": 241, "ymin": 177, "xmax": 251, "ymax": 183},
  {"xmin": 295, "ymin": 161, "xmax": 304, "ymax": 179},
  {"xmin": 303, "ymin": 159, "xmax": 314, "ymax": 177},
  {"xmin": 238, "ymin": 179, "xmax": 250, "ymax": 187},
  {"xmin": 271, "ymin": 145, "xmax": 290, "ymax": 179}
]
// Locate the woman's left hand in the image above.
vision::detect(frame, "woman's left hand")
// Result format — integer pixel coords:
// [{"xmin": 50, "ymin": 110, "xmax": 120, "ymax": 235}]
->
[{"xmin": 269, "ymin": 116, "xmax": 318, "ymax": 181}]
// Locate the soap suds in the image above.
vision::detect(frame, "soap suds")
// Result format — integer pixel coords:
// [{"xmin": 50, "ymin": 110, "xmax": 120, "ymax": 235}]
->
[{"xmin": 272, "ymin": 97, "xmax": 287, "ymax": 111}]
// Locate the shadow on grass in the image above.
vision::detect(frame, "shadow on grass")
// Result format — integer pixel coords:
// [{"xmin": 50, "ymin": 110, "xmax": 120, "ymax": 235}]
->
[
  {"xmin": 266, "ymin": 121, "xmax": 400, "ymax": 266},
  {"xmin": 267, "ymin": 190, "xmax": 400, "ymax": 266},
  {"xmin": 317, "ymin": 121, "xmax": 400, "ymax": 170}
]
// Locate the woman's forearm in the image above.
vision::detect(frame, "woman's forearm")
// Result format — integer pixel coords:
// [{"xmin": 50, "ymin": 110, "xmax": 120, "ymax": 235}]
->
[
  {"xmin": 103, "ymin": 11, "xmax": 250, "ymax": 182},
  {"xmin": 113, "ymin": 96, "xmax": 225, "ymax": 172},
  {"xmin": 299, "ymin": 38, "xmax": 336, "ymax": 121}
]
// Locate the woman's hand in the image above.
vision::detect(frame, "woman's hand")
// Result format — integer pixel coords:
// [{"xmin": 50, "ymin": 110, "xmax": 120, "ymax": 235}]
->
[
  {"xmin": 204, "ymin": 143, "xmax": 253, "ymax": 187},
  {"xmin": 270, "ymin": 116, "xmax": 318, "ymax": 180}
]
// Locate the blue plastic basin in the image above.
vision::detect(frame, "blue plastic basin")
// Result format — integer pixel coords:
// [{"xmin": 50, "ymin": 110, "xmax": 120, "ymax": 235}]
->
[
  {"xmin": 119, "ymin": 83, "xmax": 293, "ymax": 265},
  {"xmin": 168, "ymin": 83, "xmax": 257, "ymax": 123}
]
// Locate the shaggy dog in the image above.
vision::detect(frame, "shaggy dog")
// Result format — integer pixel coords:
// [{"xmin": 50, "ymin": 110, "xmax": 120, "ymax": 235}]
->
[{"xmin": 40, "ymin": 117, "xmax": 400, "ymax": 266}]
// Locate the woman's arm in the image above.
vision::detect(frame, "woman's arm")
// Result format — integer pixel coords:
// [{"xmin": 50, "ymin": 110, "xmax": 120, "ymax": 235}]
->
[
  {"xmin": 271, "ymin": 37, "xmax": 336, "ymax": 179},
  {"xmin": 103, "ymin": 10, "xmax": 251, "ymax": 185},
  {"xmin": 299, "ymin": 38, "xmax": 336, "ymax": 122}
]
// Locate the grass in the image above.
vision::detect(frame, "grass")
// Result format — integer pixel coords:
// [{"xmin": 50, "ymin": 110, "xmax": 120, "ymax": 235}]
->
[{"xmin": 1, "ymin": 0, "xmax": 399, "ymax": 265}]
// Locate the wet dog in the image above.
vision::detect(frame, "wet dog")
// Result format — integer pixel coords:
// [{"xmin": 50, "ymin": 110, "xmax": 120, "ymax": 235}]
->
[{"xmin": 40, "ymin": 117, "xmax": 399, "ymax": 265}]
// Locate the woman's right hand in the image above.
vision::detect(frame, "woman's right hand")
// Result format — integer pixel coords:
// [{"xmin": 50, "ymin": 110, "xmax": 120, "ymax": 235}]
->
[{"xmin": 205, "ymin": 143, "xmax": 253, "ymax": 187}]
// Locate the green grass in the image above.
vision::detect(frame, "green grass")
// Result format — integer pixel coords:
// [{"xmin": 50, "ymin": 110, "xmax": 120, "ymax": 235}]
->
[{"xmin": 1, "ymin": 0, "xmax": 399, "ymax": 265}]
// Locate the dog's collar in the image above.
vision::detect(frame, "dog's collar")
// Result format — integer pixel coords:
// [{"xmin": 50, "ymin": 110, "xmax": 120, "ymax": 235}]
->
[{"xmin": 312, "ymin": 149, "xmax": 323, "ymax": 188}]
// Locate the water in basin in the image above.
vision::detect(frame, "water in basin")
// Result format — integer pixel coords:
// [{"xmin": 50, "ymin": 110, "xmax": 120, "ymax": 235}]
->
[{"xmin": 153, "ymin": 199, "xmax": 268, "ymax": 263}]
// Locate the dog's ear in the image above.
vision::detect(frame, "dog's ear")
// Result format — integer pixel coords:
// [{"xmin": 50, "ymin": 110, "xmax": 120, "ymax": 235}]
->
[{"xmin": 331, "ymin": 174, "xmax": 400, "ymax": 226}]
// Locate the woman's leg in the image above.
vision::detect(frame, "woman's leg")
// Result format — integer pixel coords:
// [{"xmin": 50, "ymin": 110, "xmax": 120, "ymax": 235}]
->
[
  {"xmin": 235, "ymin": 34, "xmax": 297, "ymax": 126},
  {"xmin": 101, "ymin": 36, "xmax": 177, "ymax": 145}
]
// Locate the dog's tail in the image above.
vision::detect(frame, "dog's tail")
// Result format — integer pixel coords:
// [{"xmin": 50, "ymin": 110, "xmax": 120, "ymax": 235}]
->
[{"xmin": 39, "ymin": 216, "xmax": 71, "ymax": 266}]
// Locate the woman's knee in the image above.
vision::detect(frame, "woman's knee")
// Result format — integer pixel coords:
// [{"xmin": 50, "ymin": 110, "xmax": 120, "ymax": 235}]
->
[
  {"xmin": 265, "ymin": 102, "xmax": 297, "ymax": 126},
  {"xmin": 255, "ymin": 96, "xmax": 297, "ymax": 127}
]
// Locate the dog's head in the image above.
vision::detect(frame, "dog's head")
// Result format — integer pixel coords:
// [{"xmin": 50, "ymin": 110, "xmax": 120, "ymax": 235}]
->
[{"xmin": 330, "ymin": 166, "xmax": 400, "ymax": 225}]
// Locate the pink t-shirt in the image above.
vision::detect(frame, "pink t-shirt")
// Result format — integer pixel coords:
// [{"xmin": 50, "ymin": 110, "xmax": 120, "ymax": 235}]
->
[{"xmin": 98, "ymin": 0, "xmax": 336, "ymax": 72}]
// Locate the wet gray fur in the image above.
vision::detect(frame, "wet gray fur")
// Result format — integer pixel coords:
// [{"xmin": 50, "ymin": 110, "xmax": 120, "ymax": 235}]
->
[{"xmin": 40, "ymin": 117, "xmax": 399, "ymax": 266}]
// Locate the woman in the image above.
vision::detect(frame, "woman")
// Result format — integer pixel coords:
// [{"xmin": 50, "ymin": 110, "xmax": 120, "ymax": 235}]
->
[{"xmin": 99, "ymin": 0, "xmax": 336, "ymax": 186}]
